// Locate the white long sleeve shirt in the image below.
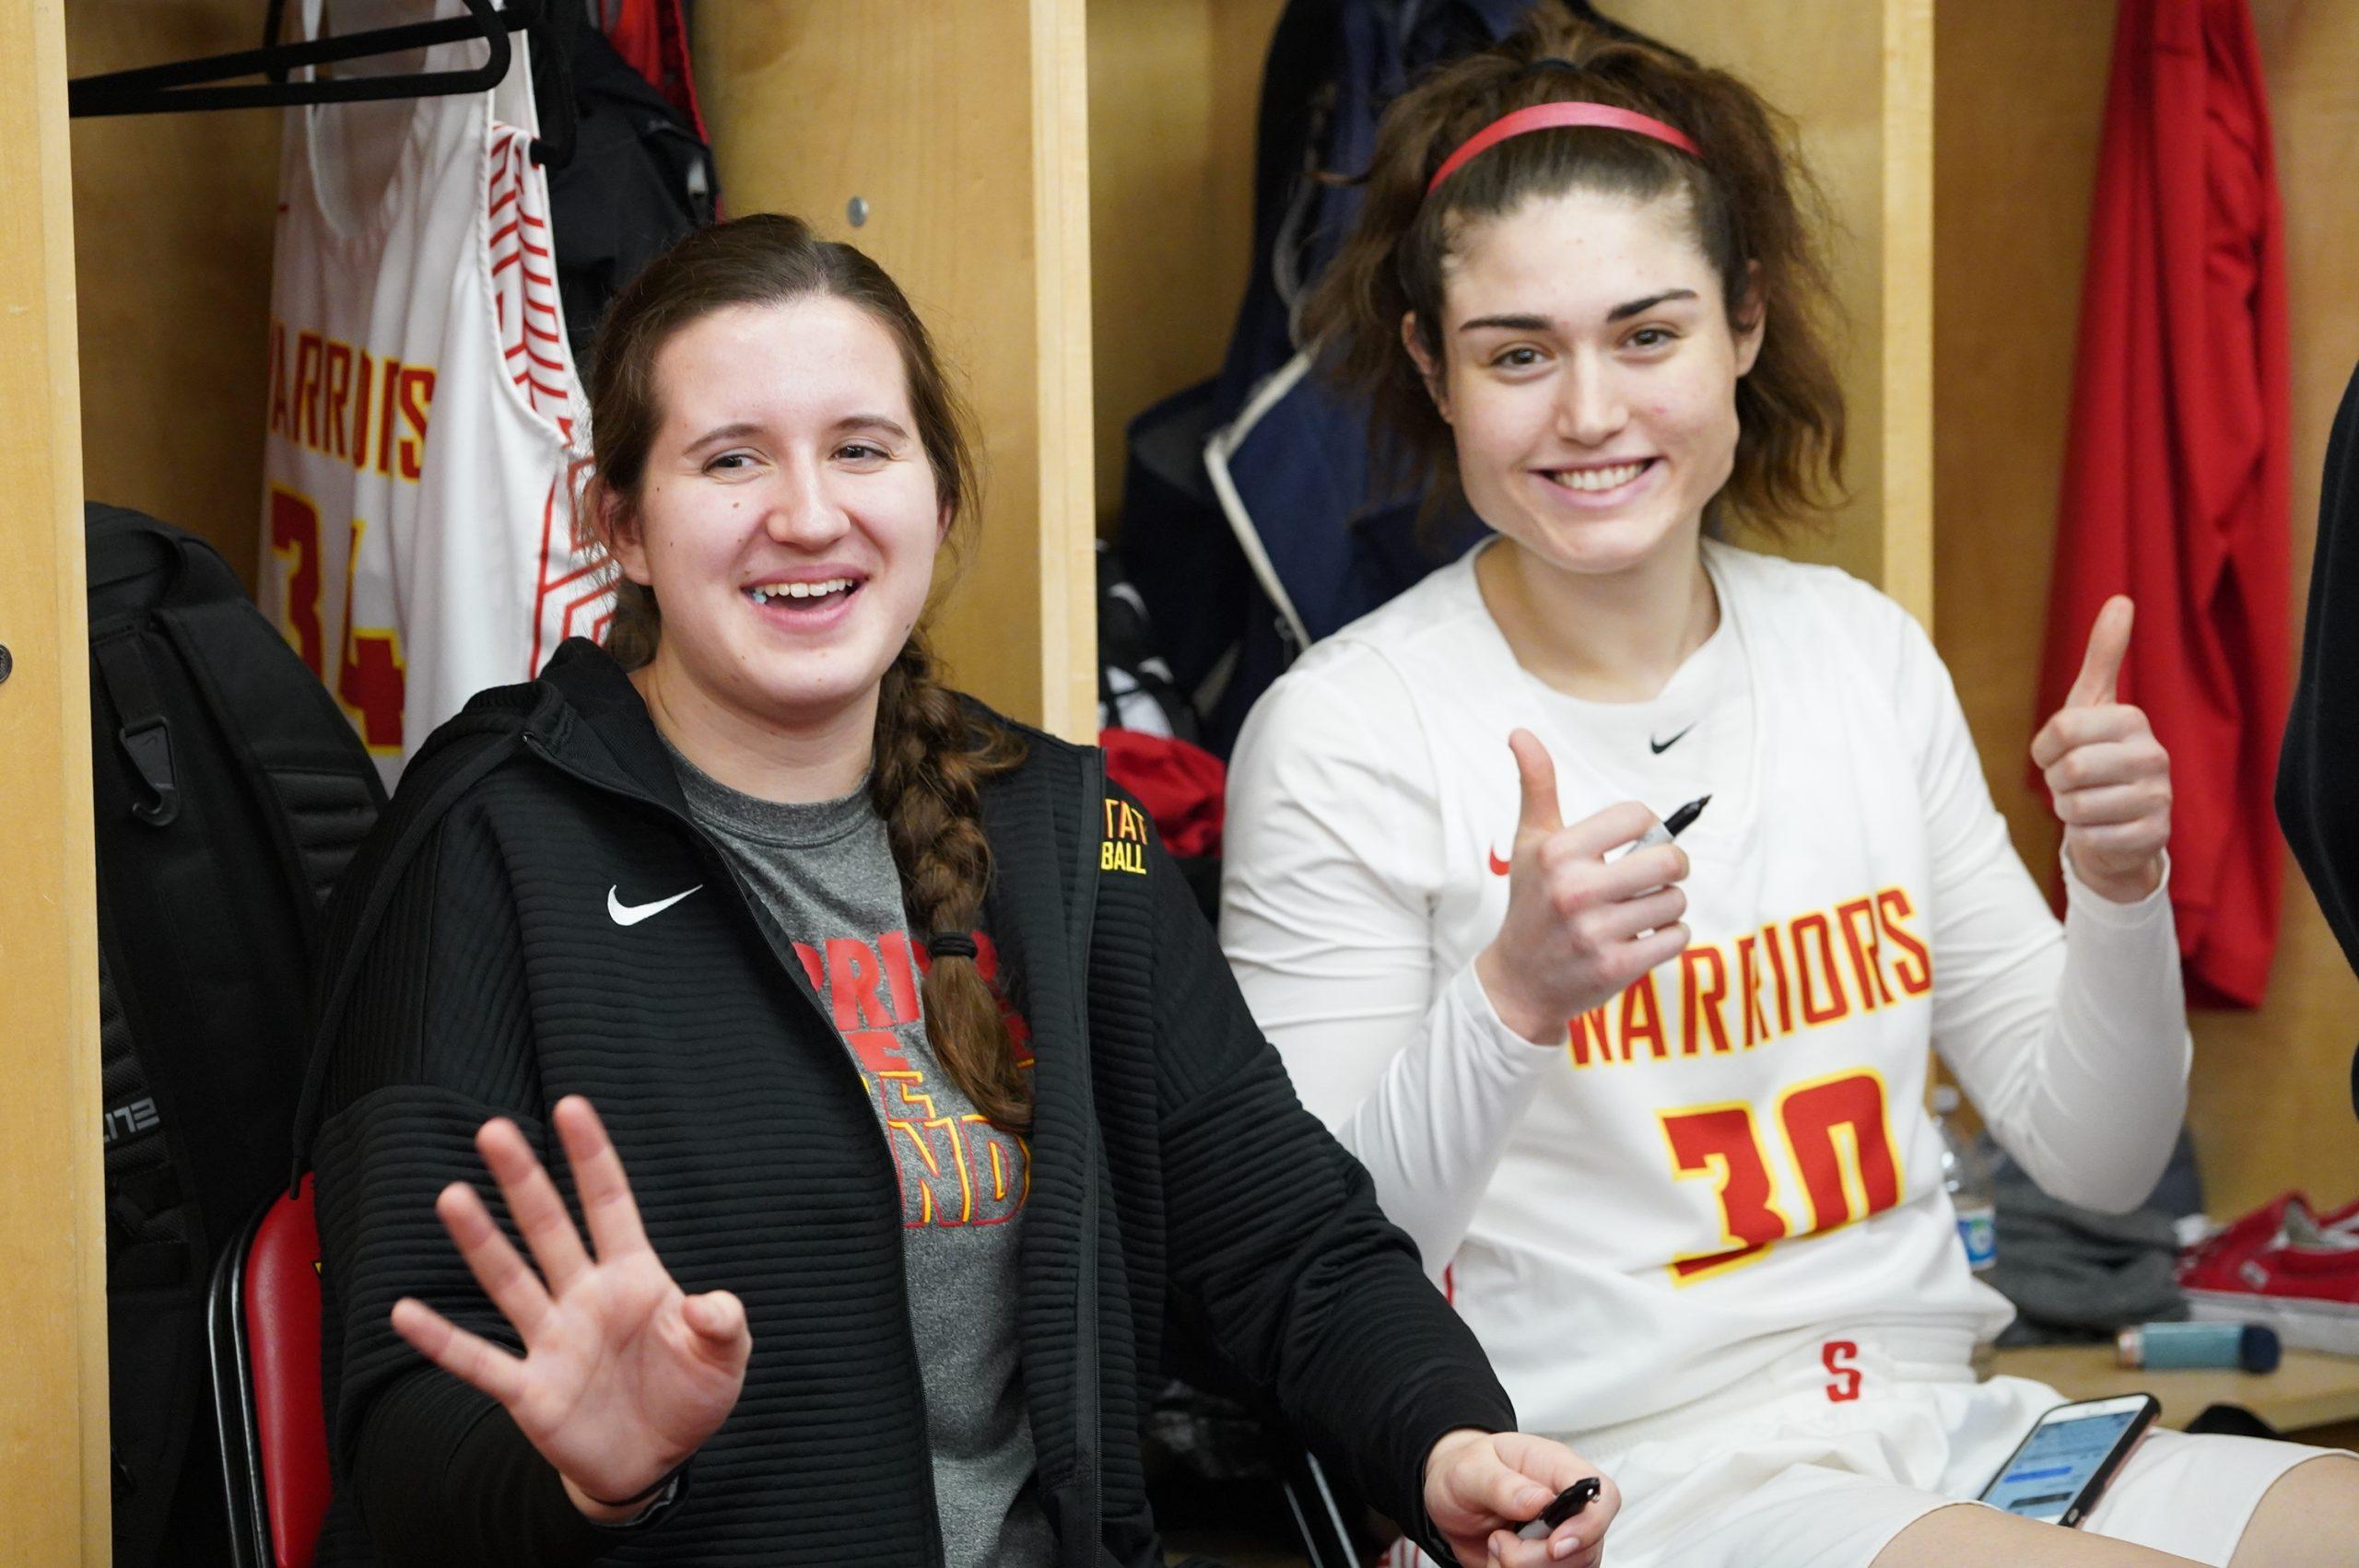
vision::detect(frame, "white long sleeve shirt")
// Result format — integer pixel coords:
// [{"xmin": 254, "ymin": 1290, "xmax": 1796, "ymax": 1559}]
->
[{"xmin": 1222, "ymin": 541, "xmax": 2190, "ymax": 1438}]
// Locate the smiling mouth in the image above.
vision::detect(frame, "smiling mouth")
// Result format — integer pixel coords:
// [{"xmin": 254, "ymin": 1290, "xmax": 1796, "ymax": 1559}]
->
[
  {"xmin": 746, "ymin": 578, "xmax": 860, "ymax": 608},
  {"xmin": 1542, "ymin": 460, "xmax": 1655, "ymax": 493}
]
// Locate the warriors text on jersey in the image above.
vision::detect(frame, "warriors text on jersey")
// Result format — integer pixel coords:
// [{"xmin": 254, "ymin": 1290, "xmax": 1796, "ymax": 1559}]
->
[
  {"xmin": 260, "ymin": 2, "xmax": 607, "ymax": 785},
  {"xmin": 1222, "ymin": 541, "xmax": 2189, "ymax": 1440}
]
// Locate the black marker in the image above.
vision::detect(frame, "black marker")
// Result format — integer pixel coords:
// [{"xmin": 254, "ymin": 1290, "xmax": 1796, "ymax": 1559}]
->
[
  {"xmin": 1516, "ymin": 1476, "xmax": 1603, "ymax": 1542},
  {"xmin": 1629, "ymin": 793, "xmax": 1710, "ymax": 853}
]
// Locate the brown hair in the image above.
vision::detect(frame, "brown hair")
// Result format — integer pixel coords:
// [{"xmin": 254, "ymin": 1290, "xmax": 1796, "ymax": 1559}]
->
[
  {"xmin": 580, "ymin": 214, "xmax": 1031, "ymax": 1129},
  {"xmin": 1302, "ymin": 9, "xmax": 1846, "ymax": 536}
]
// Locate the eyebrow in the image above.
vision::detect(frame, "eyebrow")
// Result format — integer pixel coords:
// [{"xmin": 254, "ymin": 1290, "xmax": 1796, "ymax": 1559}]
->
[
  {"xmin": 1457, "ymin": 288, "xmax": 1702, "ymax": 333},
  {"xmin": 686, "ymin": 421, "xmax": 765, "ymax": 450},
  {"xmin": 684, "ymin": 414, "xmax": 912, "ymax": 449},
  {"xmin": 1607, "ymin": 288, "xmax": 1698, "ymax": 322}
]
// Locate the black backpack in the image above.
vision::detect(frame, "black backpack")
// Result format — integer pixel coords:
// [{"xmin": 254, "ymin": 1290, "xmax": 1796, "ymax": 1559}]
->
[
  {"xmin": 537, "ymin": 1, "xmax": 719, "ymax": 367},
  {"xmin": 86, "ymin": 504, "xmax": 384, "ymax": 1566}
]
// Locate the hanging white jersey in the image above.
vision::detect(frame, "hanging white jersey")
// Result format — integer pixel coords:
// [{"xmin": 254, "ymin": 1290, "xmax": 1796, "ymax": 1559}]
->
[
  {"xmin": 259, "ymin": 0, "xmax": 607, "ymax": 787},
  {"xmin": 1222, "ymin": 540, "xmax": 2189, "ymax": 1439}
]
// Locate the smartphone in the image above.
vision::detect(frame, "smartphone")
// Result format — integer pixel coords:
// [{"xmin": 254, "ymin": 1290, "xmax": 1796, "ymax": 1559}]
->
[
  {"xmin": 1977, "ymin": 1393, "xmax": 2161, "ymax": 1527},
  {"xmin": 1515, "ymin": 1476, "xmax": 1602, "ymax": 1542}
]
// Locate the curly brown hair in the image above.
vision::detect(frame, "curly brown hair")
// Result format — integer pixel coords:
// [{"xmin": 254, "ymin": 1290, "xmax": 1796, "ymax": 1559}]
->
[
  {"xmin": 1302, "ymin": 8, "xmax": 1847, "ymax": 537},
  {"xmin": 578, "ymin": 214, "xmax": 1031, "ymax": 1130}
]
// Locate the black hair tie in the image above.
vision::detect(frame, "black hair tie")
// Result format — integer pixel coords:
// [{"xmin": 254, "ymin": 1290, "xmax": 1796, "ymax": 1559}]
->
[
  {"xmin": 928, "ymin": 931, "xmax": 979, "ymax": 961},
  {"xmin": 1522, "ymin": 55, "xmax": 1586, "ymax": 77}
]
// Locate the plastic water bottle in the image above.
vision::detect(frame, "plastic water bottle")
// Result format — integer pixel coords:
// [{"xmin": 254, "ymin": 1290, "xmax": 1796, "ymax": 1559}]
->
[{"xmin": 1931, "ymin": 1085, "xmax": 1997, "ymax": 1272}]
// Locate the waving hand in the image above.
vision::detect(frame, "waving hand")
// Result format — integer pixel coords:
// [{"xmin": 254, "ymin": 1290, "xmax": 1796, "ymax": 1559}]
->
[{"xmin": 389, "ymin": 1095, "xmax": 751, "ymax": 1521}]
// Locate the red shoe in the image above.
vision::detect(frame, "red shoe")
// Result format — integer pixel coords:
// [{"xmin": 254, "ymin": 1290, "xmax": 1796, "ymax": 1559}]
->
[{"xmin": 2180, "ymin": 1191, "xmax": 2359, "ymax": 1354}]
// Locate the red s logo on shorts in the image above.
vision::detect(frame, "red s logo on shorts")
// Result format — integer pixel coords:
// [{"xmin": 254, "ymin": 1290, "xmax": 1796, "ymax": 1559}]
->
[{"xmin": 1823, "ymin": 1340, "xmax": 1862, "ymax": 1402}]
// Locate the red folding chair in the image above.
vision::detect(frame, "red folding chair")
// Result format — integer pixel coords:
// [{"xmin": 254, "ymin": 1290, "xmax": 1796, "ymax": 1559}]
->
[{"xmin": 207, "ymin": 1177, "xmax": 331, "ymax": 1568}]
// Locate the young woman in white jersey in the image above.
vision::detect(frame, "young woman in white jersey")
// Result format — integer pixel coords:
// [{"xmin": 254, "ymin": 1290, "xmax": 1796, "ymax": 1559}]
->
[{"xmin": 1221, "ymin": 16, "xmax": 2359, "ymax": 1568}]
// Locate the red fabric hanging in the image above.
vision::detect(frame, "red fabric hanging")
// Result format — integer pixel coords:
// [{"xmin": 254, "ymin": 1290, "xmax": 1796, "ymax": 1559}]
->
[
  {"xmin": 598, "ymin": 0, "xmax": 710, "ymax": 139},
  {"xmin": 2036, "ymin": 0, "xmax": 2290, "ymax": 1008},
  {"xmin": 1101, "ymin": 729, "xmax": 1227, "ymax": 860}
]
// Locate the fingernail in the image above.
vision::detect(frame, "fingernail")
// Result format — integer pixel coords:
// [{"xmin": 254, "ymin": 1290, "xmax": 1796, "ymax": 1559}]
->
[
  {"xmin": 1553, "ymin": 1535, "xmax": 1581, "ymax": 1560},
  {"xmin": 1519, "ymin": 1484, "xmax": 1550, "ymax": 1511}
]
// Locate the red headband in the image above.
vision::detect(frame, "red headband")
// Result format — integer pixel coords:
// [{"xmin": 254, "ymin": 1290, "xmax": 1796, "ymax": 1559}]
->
[{"xmin": 1425, "ymin": 102, "xmax": 1701, "ymax": 196}]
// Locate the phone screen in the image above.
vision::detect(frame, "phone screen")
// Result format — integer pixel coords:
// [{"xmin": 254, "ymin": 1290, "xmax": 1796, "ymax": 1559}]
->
[{"xmin": 1981, "ymin": 1406, "xmax": 2147, "ymax": 1522}]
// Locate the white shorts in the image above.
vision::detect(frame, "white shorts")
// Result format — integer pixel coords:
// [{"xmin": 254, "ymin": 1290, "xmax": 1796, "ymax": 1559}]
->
[{"xmin": 1386, "ymin": 1332, "xmax": 2344, "ymax": 1568}]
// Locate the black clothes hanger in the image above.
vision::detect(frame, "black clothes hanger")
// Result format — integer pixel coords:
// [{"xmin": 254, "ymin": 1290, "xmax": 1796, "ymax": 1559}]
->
[
  {"xmin": 71, "ymin": 0, "xmax": 576, "ymax": 167},
  {"xmin": 69, "ymin": 1, "xmax": 536, "ymax": 131},
  {"xmin": 69, "ymin": 0, "xmax": 523, "ymax": 117}
]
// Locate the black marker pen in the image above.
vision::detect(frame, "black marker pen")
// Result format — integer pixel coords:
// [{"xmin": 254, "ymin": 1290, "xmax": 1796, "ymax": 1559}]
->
[
  {"xmin": 1628, "ymin": 793, "xmax": 1710, "ymax": 853},
  {"xmin": 1516, "ymin": 1476, "xmax": 1603, "ymax": 1542}
]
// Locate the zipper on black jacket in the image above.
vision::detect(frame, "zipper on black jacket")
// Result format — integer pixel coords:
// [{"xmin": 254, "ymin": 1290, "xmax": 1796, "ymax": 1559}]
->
[
  {"xmin": 520, "ymin": 731, "xmax": 956, "ymax": 1568},
  {"xmin": 1070, "ymin": 748, "xmax": 1106, "ymax": 1566}
]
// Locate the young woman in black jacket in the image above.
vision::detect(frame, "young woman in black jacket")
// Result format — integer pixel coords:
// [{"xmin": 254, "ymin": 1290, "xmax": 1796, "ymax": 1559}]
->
[{"xmin": 302, "ymin": 213, "xmax": 1617, "ymax": 1567}]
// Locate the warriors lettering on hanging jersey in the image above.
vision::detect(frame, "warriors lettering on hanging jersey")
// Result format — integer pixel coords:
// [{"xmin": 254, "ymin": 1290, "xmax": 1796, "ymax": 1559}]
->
[{"xmin": 260, "ymin": 0, "xmax": 610, "ymax": 786}]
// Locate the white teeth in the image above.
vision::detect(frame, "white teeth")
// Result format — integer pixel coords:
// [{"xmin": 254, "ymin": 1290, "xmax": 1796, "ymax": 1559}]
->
[
  {"xmin": 1552, "ymin": 462, "xmax": 1647, "ymax": 493},
  {"xmin": 748, "ymin": 578, "xmax": 854, "ymax": 604}
]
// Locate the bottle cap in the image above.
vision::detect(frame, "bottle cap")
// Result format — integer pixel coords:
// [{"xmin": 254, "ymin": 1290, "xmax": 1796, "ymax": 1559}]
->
[{"xmin": 2240, "ymin": 1324, "xmax": 2283, "ymax": 1374}]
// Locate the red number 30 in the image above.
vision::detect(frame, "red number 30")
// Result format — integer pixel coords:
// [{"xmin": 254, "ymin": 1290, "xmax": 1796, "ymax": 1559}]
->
[{"xmin": 1658, "ymin": 1069, "xmax": 1902, "ymax": 1282}]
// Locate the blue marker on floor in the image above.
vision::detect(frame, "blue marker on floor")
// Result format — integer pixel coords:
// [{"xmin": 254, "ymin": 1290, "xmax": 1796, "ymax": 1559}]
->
[{"xmin": 2116, "ymin": 1321, "xmax": 2281, "ymax": 1373}]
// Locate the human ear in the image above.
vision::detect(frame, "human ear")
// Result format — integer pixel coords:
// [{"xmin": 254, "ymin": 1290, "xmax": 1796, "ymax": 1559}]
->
[
  {"xmin": 600, "ymin": 481, "xmax": 654, "ymax": 587},
  {"xmin": 1731, "ymin": 262, "xmax": 1766, "ymax": 379},
  {"xmin": 1401, "ymin": 311, "xmax": 1452, "ymax": 423}
]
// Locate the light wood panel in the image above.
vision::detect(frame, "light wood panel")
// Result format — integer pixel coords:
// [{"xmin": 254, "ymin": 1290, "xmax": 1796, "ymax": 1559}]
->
[
  {"xmin": 66, "ymin": 1, "xmax": 282, "ymax": 587},
  {"xmin": 1085, "ymin": 0, "xmax": 1285, "ymax": 531},
  {"xmin": 1879, "ymin": 0, "xmax": 1935, "ymax": 626},
  {"xmin": 1936, "ymin": 0, "xmax": 2359, "ymax": 1221},
  {"xmin": 1931, "ymin": 0, "xmax": 2111, "ymax": 883},
  {"xmin": 695, "ymin": 0, "xmax": 1098, "ymax": 740},
  {"xmin": 0, "ymin": 0, "xmax": 110, "ymax": 1558}
]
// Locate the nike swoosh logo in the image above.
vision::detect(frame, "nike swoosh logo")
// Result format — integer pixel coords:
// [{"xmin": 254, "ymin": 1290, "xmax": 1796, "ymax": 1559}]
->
[
  {"xmin": 607, "ymin": 884, "xmax": 703, "ymax": 926},
  {"xmin": 1649, "ymin": 722, "xmax": 1698, "ymax": 755},
  {"xmin": 1488, "ymin": 848, "xmax": 1511, "ymax": 877}
]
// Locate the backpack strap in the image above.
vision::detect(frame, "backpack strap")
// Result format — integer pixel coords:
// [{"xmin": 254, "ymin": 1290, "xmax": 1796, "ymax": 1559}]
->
[{"xmin": 90, "ymin": 631, "xmax": 180, "ymax": 828}]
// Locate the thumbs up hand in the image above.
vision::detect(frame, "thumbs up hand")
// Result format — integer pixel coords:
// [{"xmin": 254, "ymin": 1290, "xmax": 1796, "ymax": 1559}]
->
[
  {"xmin": 2030, "ymin": 596, "xmax": 2171, "ymax": 903},
  {"xmin": 1473, "ymin": 729, "xmax": 1693, "ymax": 1045}
]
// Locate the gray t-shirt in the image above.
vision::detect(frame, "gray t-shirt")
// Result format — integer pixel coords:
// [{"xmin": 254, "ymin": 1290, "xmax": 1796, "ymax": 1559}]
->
[{"xmin": 667, "ymin": 743, "xmax": 1054, "ymax": 1568}]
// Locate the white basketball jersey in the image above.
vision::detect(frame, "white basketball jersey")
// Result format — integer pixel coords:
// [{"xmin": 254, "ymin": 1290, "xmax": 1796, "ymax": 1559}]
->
[
  {"xmin": 259, "ymin": 1, "xmax": 608, "ymax": 786},
  {"xmin": 1225, "ymin": 544, "xmax": 2048, "ymax": 1433}
]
